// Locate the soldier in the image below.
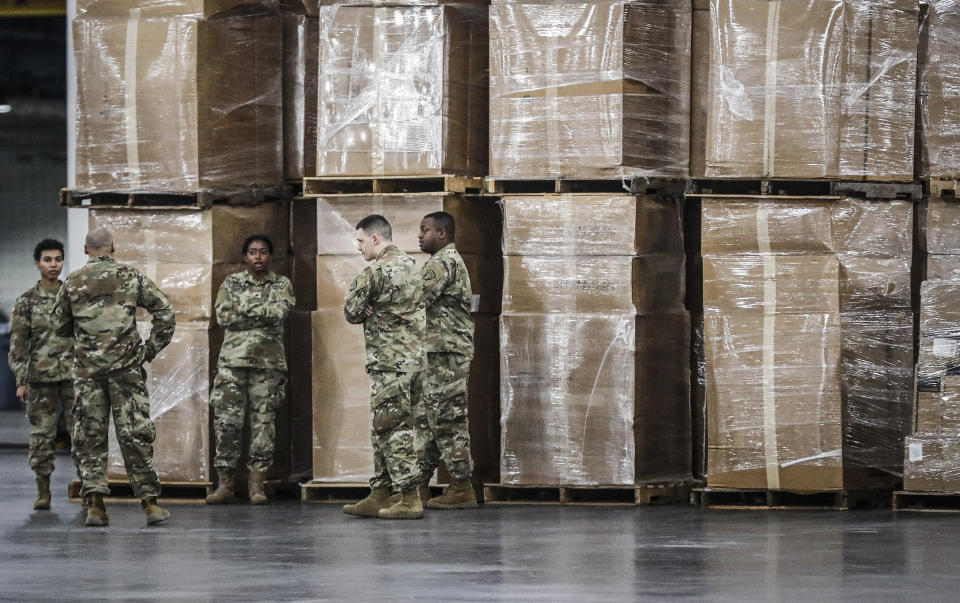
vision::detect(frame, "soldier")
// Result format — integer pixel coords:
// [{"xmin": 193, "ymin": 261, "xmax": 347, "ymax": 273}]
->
[
  {"xmin": 205, "ymin": 234, "xmax": 294, "ymax": 506},
  {"xmin": 52, "ymin": 227, "xmax": 175, "ymax": 527},
  {"xmin": 342, "ymin": 215, "xmax": 426, "ymax": 520},
  {"xmin": 414, "ymin": 212, "xmax": 477, "ymax": 509},
  {"xmin": 8, "ymin": 239, "xmax": 79, "ymax": 510}
]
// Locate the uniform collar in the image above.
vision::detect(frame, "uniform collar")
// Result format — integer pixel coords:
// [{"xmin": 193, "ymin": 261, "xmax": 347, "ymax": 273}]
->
[
  {"xmin": 87, "ymin": 255, "xmax": 116, "ymax": 264},
  {"xmin": 240, "ymin": 269, "xmax": 277, "ymax": 284},
  {"xmin": 437, "ymin": 243, "xmax": 456, "ymax": 254},
  {"xmin": 376, "ymin": 245, "xmax": 398, "ymax": 261},
  {"xmin": 33, "ymin": 280, "xmax": 62, "ymax": 297}
]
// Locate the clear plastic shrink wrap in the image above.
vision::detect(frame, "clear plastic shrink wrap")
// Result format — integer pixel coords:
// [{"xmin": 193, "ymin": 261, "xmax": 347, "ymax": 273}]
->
[
  {"xmin": 500, "ymin": 194, "xmax": 691, "ymax": 485},
  {"xmin": 705, "ymin": 0, "xmax": 917, "ymax": 180},
  {"xmin": 73, "ymin": 5, "xmax": 283, "ymax": 192},
  {"xmin": 702, "ymin": 198, "xmax": 914, "ymax": 491},
  {"xmin": 904, "ymin": 281, "xmax": 960, "ymax": 492},
  {"xmin": 316, "ymin": 4, "xmax": 488, "ymax": 177},
  {"xmin": 921, "ymin": 198, "xmax": 960, "ymax": 280},
  {"xmin": 919, "ymin": 0, "xmax": 960, "ymax": 179},
  {"xmin": 282, "ymin": 8, "xmax": 318, "ymax": 181},
  {"xmin": 489, "ymin": 0, "xmax": 691, "ymax": 179}
]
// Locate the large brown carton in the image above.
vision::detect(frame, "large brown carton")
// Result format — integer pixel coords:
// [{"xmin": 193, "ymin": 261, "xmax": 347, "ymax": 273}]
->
[
  {"xmin": 903, "ymin": 436, "xmax": 960, "ymax": 492},
  {"xmin": 74, "ymin": 13, "xmax": 283, "ymax": 192},
  {"xmin": 489, "ymin": 0, "xmax": 690, "ymax": 179},
  {"xmin": 690, "ymin": 7, "xmax": 710, "ymax": 177},
  {"xmin": 502, "ymin": 194, "xmax": 683, "ymax": 257},
  {"xmin": 915, "ymin": 281, "xmax": 960, "ymax": 438},
  {"xmin": 282, "ymin": 11, "xmax": 318, "ymax": 181},
  {"xmin": 108, "ymin": 321, "xmax": 213, "ymax": 483},
  {"xmin": 705, "ymin": 0, "xmax": 917, "ymax": 179},
  {"xmin": 500, "ymin": 312, "xmax": 691, "ymax": 485},
  {"xmin": 77, "ymin": 0, "xmax": 277, "ymax": 18},
  {"xmin": 316, "ymin": 4, "xmax": 487, "ymax": 177},
  {"xmin": 919, "ymin": 0, "xmax": 960, "ymax": 178},
  {"xmin": 924, "ymin": 198, "xmax": 960, "ymax": 254}
]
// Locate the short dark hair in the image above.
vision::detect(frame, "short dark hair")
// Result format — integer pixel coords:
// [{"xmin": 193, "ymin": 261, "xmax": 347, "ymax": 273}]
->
[
  {"xmin": 242, "ymin": 234, "xmax": 274, "ymax": 255},
  {"xmin": 356, "ymin": 214, "xmax": 392, "ymax": 241},
  {"xmin": 34, "ymin": 239, "xmax": 64, "ymax": 262},
  {"xmin": 424, "ymin": 211, "xmax": 455, "ymax": 241}
]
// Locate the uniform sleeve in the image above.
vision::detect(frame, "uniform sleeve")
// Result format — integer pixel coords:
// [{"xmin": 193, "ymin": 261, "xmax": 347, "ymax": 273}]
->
[
  {"xmin": 52, "ymin": 287, "xmax": 74, "ymax": 340},
  {"xmin": 214, "ymin": 277, "xmax": 253, "ymax": 331},
  {"xmin": 138, "ymin": 272, "xmax": 176, "ymax": 362},
  {"xmin": 344, "ymin": 266, "xmax": 377, "ymax": 324},
  {"xmin": 245, "ymin": 278, "xmax": 295, "ymax": 325},
  {"xmin": 421, "ymin": 256, "xmax": 451, "ymax": 308},
  {"xmin": 8, "ymin": 296, "xmax": 30, "ymax": 387}
]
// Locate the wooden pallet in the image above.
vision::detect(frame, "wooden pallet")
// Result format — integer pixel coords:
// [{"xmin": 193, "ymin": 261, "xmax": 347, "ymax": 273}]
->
[
  {"xmin": 690, "ymin": 487, "xmax": 891, "ymax": 510},
  {"xmin": 483, "ymin": 482, "xmax": 693, "ymax": 506},
  {"xmin": 892, "ymin": 490, "xmax": 960, "ymax": 512},
  {"xmin": 68, "ymin": 479, "xmax": 211, "ymax": 504},
  {"xmin": 59, "ymin": 185, "xmax": 291, "ymax": 209},
  {"xmin": 302, "ymin": 175, "xmax": 484, "ymax": 196},
  {"xmin": 689, "ymin": 178, "xmax": 920, "ymax": 200},
  {"xmin": 925, "ymin": 177, "xmax": 960, "ymax": 198},
  {"xmin": 484, "ymin": 177, "xmax": 686, "ymax": 197}
]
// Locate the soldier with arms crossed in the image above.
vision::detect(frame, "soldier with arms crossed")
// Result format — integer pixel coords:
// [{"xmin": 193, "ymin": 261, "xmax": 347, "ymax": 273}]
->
[
  {"xmin": 9, "ymin": 239, "xmax": 80, "ymax": 510},
  {"xmin": 52, "ymin": 228, "xmax": 175, "ymax": 527},
  {"xmin": 342, "ymin": 215, "xmax": 427, "ymax": 520},
  {"xmin": 205, "ymin": 234, "xmax": 294, "ymax": 506}
]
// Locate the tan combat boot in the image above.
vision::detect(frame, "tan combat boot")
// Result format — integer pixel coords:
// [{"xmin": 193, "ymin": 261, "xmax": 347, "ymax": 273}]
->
[
  {"xmin": 378, "ymin": 488, "xmax": 424, "ymax": 520},
  {"xmin": 426, "ymin": 479, "xmax": 478, "ymax": 510},
  {"xmin": 34, "ymin": 475, "xmax": 51, "ymax": 510},
  {"xmin": 142, "ymin": 497, "xmax": 171, "ymax": 525},
  {"xmin": 342, "ymin": 488, "xmax": 392, "ymax": 517},
  {"xmin": 205, "ymin": 470, "xmax": 235, "ymax": 505},
  {"xmin": 248, "ymin": 471, "xmax": 268, "ymax": 505},
  {"xmin": 84, "ymin": 493, "xmax": 108, "ymax": 527}
]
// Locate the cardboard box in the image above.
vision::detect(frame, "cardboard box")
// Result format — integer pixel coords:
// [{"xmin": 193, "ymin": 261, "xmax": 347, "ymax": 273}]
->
[
  {"xmin": 503, "ymin": 254, "xmax": 685, "ymax": 314},
  {"xmin": 316, "ymin": 4, "xmax": 488, "ymax": 176},
  {"xmin": 489, "ymin": 0, "xmax": 691, "ymax": 179},
  {"xmin": 74, "ymin": 13, "xmax": 283, "ymax": 192},
  {"xmin": 705, "ymin": 0, "xmax": 917, "ymax": 179},
  {"xmin": 919, "ymin": 280, "xmax": 960, "ymax": 335},
  {"xmin": 502, "ymin": 194, "xmax": 683, "ymax": 257},
  {"xmin": 918, "ymin": 0, "xmax": 960, "ymax": 178},
  {"xmin": 689, "ymin": 7, "xmax": 710, "ymax": 177},
  {"xmin": 702, "ymin": 254, "xmax": 841, "ymax": 315},
  {"xmin": 903, "ymin": 436, "xmax": 960, "ymax": 493},
  {"xmin": 282, "ymin": 12, "xmax": 318, "ymax": 181},
  {"xmin": 924, "ymin": 198, "xmax": 960, "ymax": 254},
  {"xmin": 77, "ymin": 0, "xmax": 277, "ymax": 18},
  {"xmin": 108, "ymin": 321, "xmax": 213, "ymax": 483}
]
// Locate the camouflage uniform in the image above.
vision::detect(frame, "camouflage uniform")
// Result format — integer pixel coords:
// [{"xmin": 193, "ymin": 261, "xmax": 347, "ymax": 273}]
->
[
  {"xmin": 415, "ymin": 243, "xmax": 475, "ymax": 483},
  {"xmin": 345, "ymin": 245, "xmax": 425, "ymax": 493},
  {"xmin": 9, "ymin": 281, "xmax": 78, "ymax": 479},
  {"xmin": 211, "ymin": 270, "xmax": 294, "ymax": 474},
  {"xmin": 52, "ymin": 256, "xmax": 175, "ymax": 500}
]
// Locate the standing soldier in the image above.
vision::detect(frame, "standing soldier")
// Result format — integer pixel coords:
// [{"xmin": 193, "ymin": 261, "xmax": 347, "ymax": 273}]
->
[
  {"xmin": 205, "ymin": 234, "xmax": 294, "ymax": 506},
  {"xmin": 342, "ymin": 215, "xmax": 426, "ymax": 520},
  {"xmin": 52, "ymin": 228, "xmax": 175, "ymax": 527},
  {"xmin": 415, "ymin": 212, "xmax": 477, "ymax": 509},
  {"xmin": 9, "ymin": 239, "xmax": 79, "ymax": 510}
]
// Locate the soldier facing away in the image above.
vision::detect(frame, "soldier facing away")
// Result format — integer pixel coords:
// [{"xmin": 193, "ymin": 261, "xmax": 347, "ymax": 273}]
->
[
  {"xmin": 342, "ymin": 214, "xmax": 427, "ymax": 520},
  {"xmin": 205, "ymin": 234, "xmax": 294, "ymax": 506},
  {"xmin": 8, "ymin": 239, "xmax": 80, "ymax": 510},
  {"xmin": 414, "ymin": 212, "xmax": 477, "ymax": 509},
  {"xmin": 52, "ymin": 227, "xmax": 175, "ymax": 527}
]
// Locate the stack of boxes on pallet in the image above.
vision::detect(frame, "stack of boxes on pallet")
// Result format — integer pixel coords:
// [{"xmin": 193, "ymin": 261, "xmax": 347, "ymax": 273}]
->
[
  {"xmin": 295, "ymin": 1, "xmax": 502, "ymax": 487},
  {"xmin": 696, "ymin": 0, "xmax": 918, "ymax": 494},
  {"xmin": 491, "ymin": 1, "xmax": 693, "ymax": 489},
  {"xmin": 71, "ymin": 0, "xmax": 299, "ymax": 487}
]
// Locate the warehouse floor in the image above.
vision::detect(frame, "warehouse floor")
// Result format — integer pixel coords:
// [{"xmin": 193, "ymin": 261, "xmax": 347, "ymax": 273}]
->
[{"xmin": 0, "ymin": 447, "xmax": 958, "ymax": 600}]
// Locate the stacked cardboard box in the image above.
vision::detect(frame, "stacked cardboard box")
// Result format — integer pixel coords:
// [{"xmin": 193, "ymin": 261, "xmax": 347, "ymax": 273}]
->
[
  {"xmin": 73, "ymin": 0, "xmax": 283, "ymax": 192},
  {"xmin": 489, "ymin": 0, "xmax": 691, "ymax": 179},
  {"xmin": 918, "ymin": 0, "xmax": 960, "ymax": 179},
  {"xmin": 314, "ymin": 3, "xmax": 488, "ymax": 177},
  {"xmin": 282, "ymin": 2, "xmax": 318, "ymax": 181},
  {"xmin": 703, "ymin": 0, "xmax": 917, "ymax": 180},
  {"xmin": 904, "ymin": 281, "xmax": 960, "ymax": 492},
  {"xmin": 920, "ymin": 198, "xmax": 960, "ymax": 280},
  {"xmin": 500, "ymin": 194, "xmax": 691, "ymax": 485},
  {"xmin": 90, "ymin": 204, "xmax": 292, "ymax": 484},
  {"xmin": 702, "ymin": 197, "xmax": 913, "ymax": 491},
  {"xmin": 291, "ymin": 194, "xmax": 502, "ymax": 482}
]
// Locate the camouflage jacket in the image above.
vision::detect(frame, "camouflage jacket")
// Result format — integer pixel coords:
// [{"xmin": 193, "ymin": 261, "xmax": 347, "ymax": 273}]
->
[
  {"xmin": 344, "ymin": 245, "xmax": 426, "ymax": 373},
  {"xmin": 53, "ymin": 256, "xmax": 175, "ymax": 380},
  {"xmin": 8, "ymin": 281, "xmax": 74, "ymax": 385},
  {"xmin": 215, "ymin": 270, "xmax": 295, "ymax": 371},
  {"xmin": 422, "ymin": 243, "xmax": 474, "ymax": 357}
]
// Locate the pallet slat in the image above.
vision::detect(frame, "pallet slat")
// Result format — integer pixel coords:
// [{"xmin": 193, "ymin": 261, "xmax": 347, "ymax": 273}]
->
[
  {"xmin": 59, "ymin": 186, "xmax": 291, "ymax": 209},
  {"xmin": 893, "ymin": 490, "xmax": 960, "ymax": 512},
  {"xmin": 302, "ymin": 175, "xmax": 484, "ymax": 196},
  {"xmin": 926, "ymin": 177, "xmax": 960, "ymax": 198},
  {"xmin": 689, "ymin": 178, "xmax": 920, "ymax": 200},
  {"xmin": 483, "ymin": 482, "xmax": 693, "ymax": 506},
  {"xmin": 691, "ymin": 487, "xmax": 891, "ymax": 510},
  {"xmin": 484, "ymin": 177, "xmax": 686, "ymax": 197}
]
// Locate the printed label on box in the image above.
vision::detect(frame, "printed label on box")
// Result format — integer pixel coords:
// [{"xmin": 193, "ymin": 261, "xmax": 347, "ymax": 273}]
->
[
  {"xmin": 933, "ymin": 338, "xmax": 957, "ymax": 358},
  {"xmin": 909, "ymin": 442, "xmax": 923, "ymax": 462}
]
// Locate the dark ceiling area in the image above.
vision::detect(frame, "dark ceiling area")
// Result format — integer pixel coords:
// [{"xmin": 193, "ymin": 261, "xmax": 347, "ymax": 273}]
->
[{"xmin": 0, "ymin": 17, "xmax": 66, "ymax": 100}]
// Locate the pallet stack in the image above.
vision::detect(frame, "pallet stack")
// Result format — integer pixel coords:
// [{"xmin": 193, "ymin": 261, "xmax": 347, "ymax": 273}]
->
[
  {"xmin": 297, "ymin": 1, "xmax": 503, "ymax": 500},
  {"xmin": 696, "ymin": 0, "xmax": 919, "ymax": 503},
  {"xmin": 69, "ymin": 0, "xmax": 298, "ymax": 493},
  {"xmin": 487, "ymin": 0, "xmax": 693, "ymax": 502}
]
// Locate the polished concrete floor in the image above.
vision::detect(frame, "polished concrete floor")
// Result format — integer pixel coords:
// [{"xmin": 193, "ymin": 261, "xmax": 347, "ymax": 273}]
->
[{"xmin": 2, "ymin": 447, "xmax": 960, "ymax": 600}]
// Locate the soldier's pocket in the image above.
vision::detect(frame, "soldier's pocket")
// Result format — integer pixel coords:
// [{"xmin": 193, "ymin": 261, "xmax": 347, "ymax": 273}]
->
[{"xmin": 372, "ymin": 402, "xmax": 407, "ymax": 435}]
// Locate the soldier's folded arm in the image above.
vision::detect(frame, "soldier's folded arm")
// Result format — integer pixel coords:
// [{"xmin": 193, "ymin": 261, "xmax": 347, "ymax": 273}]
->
[
  {"xmin": 51, "ymin": 288, "xmax": 74, "ymax": 339},
  {"xmin": 344, "ymin": 266, "xmax": 377, "ymax": 324},
  {"xmin": 214, "ymin": 279, "xmax": 255, "ymax": 330},
  {"xmin": 8, "ymin": 297, "xmax": 30, "ymax": 387},
  {"xmin": 244, "ymin": 281, "xmax": 296, "ymax": 326},
  {"xmin": 138, "ymin": 272, "xmax": 176, "ymax": 362}
]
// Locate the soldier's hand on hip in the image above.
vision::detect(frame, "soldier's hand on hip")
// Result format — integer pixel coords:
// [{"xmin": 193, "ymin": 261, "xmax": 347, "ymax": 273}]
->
[
  {"xmin": 16, "ymin": 385, "xmax": 27, "ymax": 404},
  {"xmin": 364, "ymin": 305, "xmax": 374, "ymax": 318}
]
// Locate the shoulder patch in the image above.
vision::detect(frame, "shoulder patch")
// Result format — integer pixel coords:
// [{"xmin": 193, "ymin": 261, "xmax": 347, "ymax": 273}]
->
[
  {"xmin": 349, "ymin": 279, "xmax": 358, "ymax": 291},
  {"xmin": 423, "ymin": 267, "xmax": 439, "ymax": 281}
]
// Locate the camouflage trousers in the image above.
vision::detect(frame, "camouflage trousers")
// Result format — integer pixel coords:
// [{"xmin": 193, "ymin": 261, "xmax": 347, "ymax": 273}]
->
[
  {"xmin": 413, "ymin": 353, "xmax": 474, "ymax": 483},
  {"xmin": 210, "ymin": 366, "xmax": 287, "ymax": 473},
  {"xmin": 73, "ymin": 365, "xmax": 160, "ymax": 500},
  {"xmin": 368, "ymin": 370, "xmax": 421, "ymax": 493},
  {"xmin": 25, "ymin": 380, "xmax": 79, "ymax": 478}
]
